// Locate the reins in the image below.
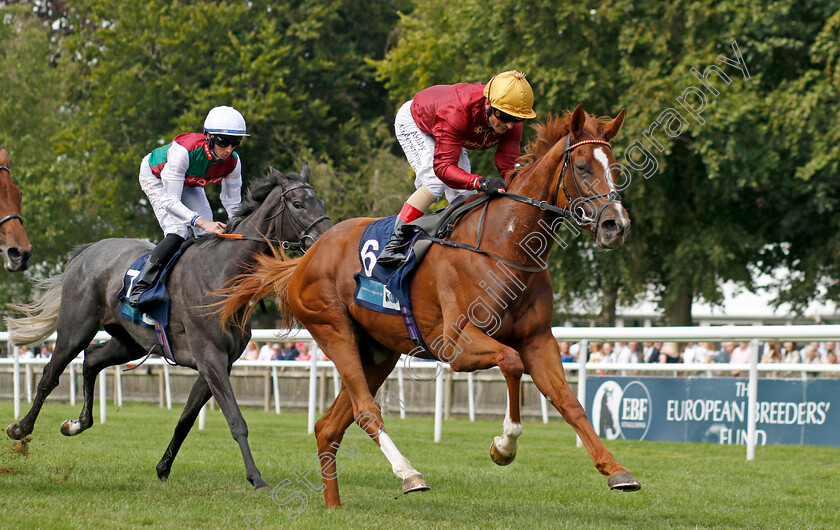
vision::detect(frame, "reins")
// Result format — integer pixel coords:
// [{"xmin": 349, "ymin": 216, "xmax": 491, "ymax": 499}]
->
[
  {"xmin": 427, "ymin": 132, "xmax": 621, "ymax": 272},
  {"xmin": 551, "ymin": 134, "xmax": 621, "ymax": 229},
  {"xmin": 216, "ymin": 183, "xmax": 330, "ymax": 251},
  {"xmin": 425, "ymin": 196, "xmax": 546, "ymax": 273},
  {"xmin": 0, "ymin": 164, "xmax": 23, "ymax": 228}
]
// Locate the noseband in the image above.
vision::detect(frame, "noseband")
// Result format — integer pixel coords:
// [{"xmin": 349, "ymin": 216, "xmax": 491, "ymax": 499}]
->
[
  {"xmin": 551, "ymin": 134, "xmax": 622, "ymax": 230},
  {"xmin": 269, "ymin": 184, "xmax": 330, "ymax": 251},
  {"xmin": 501, "ymin": 133, "xmax": 621, "ymax": 231},
  {"xmin": 0, "ymin": 165, "xmax": 23, "ymax": 228}
]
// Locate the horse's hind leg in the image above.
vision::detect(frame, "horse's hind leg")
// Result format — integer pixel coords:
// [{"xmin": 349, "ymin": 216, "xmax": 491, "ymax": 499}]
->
[
  {"xmin": 156, "ymin": 375, "xmax": 212, "ymax": 482},
  {"xmin": 62, "ymin": 337, "xmax": 138, "ymax": 436},
  {"xmin": 315, "ymin": 350, "xmax": 424, "ymax": 509},
  {"xmin": 6, "ymin": 329, "xmax": 97, "ymax": 440},
  {"xmin": 522, "ymin": 331, "xmax": 640, "ymax": 491},
  {"xmin": 194, "ymin": 350, "xmax": 268, "ymax": 490}
]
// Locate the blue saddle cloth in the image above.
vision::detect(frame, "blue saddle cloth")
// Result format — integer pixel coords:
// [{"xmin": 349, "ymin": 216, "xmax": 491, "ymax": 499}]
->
[
  {"xmin": 116, "ymin": 250, "xmax": 182, "ymax": 328},
  {"xmin": 353, "ymin": 216, "xmax": 423, "ymax": 316},
  {"xmin": 116, "ymin": 249, "xmax": 184, "ymax": 362}
]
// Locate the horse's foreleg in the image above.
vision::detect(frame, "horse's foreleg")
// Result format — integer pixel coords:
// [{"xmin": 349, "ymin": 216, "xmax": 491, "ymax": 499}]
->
[
  {"xmin": 522, "ymin": 333, "xmax": 640, "ymax": 491},
  {"xmin": 196, "ymin": 354, "xmax": 267, "ymax": 490},
  {"xmin": 446, "ymin": 325, "xmax": 524, "ymax": 466},
  {"xmin": 491, "ymin": 377, "xmax": 524, "ymax": 466},
  {"xmin": 157, "ymin": 375, "xmax": 212, "ymax": 482},
  {"xmin": 491, "ymin": 346, "xmax": 525, "ymax": 466}
]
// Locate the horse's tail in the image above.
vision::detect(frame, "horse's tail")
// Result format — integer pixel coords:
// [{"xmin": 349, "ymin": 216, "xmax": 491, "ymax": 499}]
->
[
  {"xmin": 214, "ymin": 249, "xmax": 302, "ymax": 331},
  {"xmin": 5, "ymin": 275, "xmax": 64, "ymax": 346}
]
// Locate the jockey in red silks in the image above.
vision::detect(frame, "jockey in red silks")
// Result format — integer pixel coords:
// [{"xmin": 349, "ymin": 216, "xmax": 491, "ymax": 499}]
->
[
  {"xmin": 376, "ymin": 70, "xmax": 537, "ymax": 267},
  {"xmin": 129, "ymin": 106, "xmax": 248, "ymax": 307}
]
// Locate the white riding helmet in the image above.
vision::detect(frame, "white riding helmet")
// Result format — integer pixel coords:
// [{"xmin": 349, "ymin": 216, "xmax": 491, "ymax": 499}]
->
[{"xmin": 203, "ymin": 106, "xmax": 249, "ymax": 136}]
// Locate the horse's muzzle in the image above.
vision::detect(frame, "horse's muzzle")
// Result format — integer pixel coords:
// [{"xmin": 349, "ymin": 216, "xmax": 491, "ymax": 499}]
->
[
  {"xmin": 3, "ymin": 245, "xmax": 32, "ymax": 271},
  {"xmin": 596, "ymin": 208, "xmax": 630, "ymax": 249}
]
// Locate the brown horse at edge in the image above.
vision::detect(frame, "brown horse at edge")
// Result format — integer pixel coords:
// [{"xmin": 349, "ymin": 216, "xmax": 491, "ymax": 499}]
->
[
  {"xmin": 0, "ymin": 147, "xmax": 32, "ymax": 271},
  {"xmin": 219, "ymin": 104, "xmax": 640, "ymax": 508}
]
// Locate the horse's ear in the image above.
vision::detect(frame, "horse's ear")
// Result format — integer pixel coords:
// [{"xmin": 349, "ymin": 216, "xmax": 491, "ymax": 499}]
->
[
  {"xmin": 301, "ymin": 162, "xmax": 310, "ymax": 182},
  {"xmin": 602, "ymin": 108, "xmax": 626, "ymax": 141},
  {"xmin": 570, "ymin": 104, "xmax": 586, "ymax": 138}
]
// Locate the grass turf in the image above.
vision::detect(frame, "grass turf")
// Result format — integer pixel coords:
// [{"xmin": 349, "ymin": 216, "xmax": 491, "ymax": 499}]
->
[{"xmin": 1, "ymin": 401, "xmax": 838, "ymax": 529}]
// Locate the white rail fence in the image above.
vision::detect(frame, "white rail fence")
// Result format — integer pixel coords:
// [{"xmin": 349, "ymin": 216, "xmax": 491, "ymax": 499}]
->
[{"xmin": 3, "ymin": 326, "xmax": 840, "ymax": 461}]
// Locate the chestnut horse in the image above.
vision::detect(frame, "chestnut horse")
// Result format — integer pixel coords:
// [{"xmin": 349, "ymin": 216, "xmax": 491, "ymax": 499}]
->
[
  {"xmin": 0, "ymin": 147, "xmax": 32, "ymax": 271},
  {"xmin": 220, "ymin": 105, "xmax": 640, "ymax": 507}
]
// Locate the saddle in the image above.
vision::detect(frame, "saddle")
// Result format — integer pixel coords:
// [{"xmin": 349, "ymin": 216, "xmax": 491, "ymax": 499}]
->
[
  {"xmin": 116, "ymin": 238, "xmax": 196, "ymax": 362},
  {"xmin": 352, "ymin": 196, "xmax": 491, "ymax": 354}
]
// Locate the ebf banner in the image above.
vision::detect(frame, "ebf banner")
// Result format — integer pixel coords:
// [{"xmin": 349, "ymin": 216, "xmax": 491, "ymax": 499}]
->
[{"xmin": 585, "ymin": 376, "xmax": 839, "ymax": 447}]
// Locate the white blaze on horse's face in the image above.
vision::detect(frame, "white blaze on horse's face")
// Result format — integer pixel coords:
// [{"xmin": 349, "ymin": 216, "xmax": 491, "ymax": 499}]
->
[
  {"xmin": 593, "ymin": 148, "xmax": 614, "ymax": 192},
  {"xmin": 589, "ymin": 146, "xmax": 629, "ymax": 248},
  {"xmin": 593, "ymin": 147, "xmax": 629, "ymax": 227}
]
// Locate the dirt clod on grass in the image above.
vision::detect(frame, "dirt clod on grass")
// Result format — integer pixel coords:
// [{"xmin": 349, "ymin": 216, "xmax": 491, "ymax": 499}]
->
[{"xmin": 11, "ymin": 436, "xmax": 31, "ymax": 458}]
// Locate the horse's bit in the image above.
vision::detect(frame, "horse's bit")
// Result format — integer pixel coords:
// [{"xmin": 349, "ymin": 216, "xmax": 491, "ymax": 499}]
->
[
  {"xmin": 0, "ymin": 164, "xmax": 23, "ymax": 228},
  {"xmin": 223, "ymin": 184, "xmax": 330, "ymax": 251},
  {"xmin": 269, "ymin": 184, "xmax": 330, "ymax": 251},
  {"xmin": 429, "ymin": 133, "xmax": 623, "ymax": 272},
  {"xmin": 551, "ymin": 133, "xmax": 622, "ymax": 231}
]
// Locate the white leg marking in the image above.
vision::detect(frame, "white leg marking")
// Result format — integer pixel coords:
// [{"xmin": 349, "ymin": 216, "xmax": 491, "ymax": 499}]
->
[
  {"xmin": 493, "ymin": 401, "xmax": 522, "ymax": 457},
  {"xmin": 378, "ymin": 432, "xmax": 420, "ymax": 480}
]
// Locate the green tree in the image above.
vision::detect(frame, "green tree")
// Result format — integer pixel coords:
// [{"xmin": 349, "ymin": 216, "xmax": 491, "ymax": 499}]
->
[
  {"xmin": 0, "ymin": 0, "xmax": 414, "ymax": 317},
  {"xmin": 0, "ymin": 4, "xmax": 79, "ymax": 306},
  {"xmin": 376, "ymin": 0, "xmax": 840, "ymax": 325}
]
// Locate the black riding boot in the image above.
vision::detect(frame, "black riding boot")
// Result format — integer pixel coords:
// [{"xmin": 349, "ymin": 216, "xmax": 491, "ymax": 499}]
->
[
  {"xmin": 128, "ymin": 233, "xmax": 185, "ymax": 308},
  {"xmin": 376, "ymin": 219, "xmax": 412, "ymax": 267}
]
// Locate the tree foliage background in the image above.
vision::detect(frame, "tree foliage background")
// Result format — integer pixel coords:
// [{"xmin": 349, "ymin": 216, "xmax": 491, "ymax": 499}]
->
[{"xmin": 0, "ymin": 0, "xmax": 838, "ymax": 327}]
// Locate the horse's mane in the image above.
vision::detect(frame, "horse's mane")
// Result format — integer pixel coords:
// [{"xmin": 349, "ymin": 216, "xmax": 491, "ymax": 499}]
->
[
  {"xmin": 512, "ymin": 110, "xmax": 614, "ymax": 180},
  {"xmin": 195, "ymin": 167, "xmax": 304, "ymax": 248}
]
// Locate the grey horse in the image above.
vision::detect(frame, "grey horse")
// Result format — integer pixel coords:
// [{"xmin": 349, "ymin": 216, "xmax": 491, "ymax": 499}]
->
[{"xmin": 5, "ymin": 165, "xmax": 331, "ymax": 489}]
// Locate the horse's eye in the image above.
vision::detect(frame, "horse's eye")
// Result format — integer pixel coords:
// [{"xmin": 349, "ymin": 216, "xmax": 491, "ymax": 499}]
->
[{"xmin": 293, "ymin": 201, "xmax": 303, "ymax": 209}]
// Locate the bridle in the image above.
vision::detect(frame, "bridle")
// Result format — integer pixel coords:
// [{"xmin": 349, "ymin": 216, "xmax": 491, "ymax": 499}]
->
[
  {"xmin": 552, "ymin": 134, "xmax": 622, "ymax": 229},
  {"xmin": 219, "ymin": 183, "xmax": 329, "ymax": 251},
  {"xmin": 272, "ymin": 184, "xmax": 330, "ymax": 250},
  {"xmin": 430, "ymin": 132, "xmax": 624, "ymax": 272},
  {"xmin": 501, "ymin": 133, "xmax": 621, "ymax": 233},
  {"xmin": 0, "ymin": 164, "xmax": 23, "ymax": 228}
]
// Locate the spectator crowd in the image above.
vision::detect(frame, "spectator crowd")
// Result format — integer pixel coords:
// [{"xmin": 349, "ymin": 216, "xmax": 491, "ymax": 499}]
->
[
  {"xmin": 555, "ymin": 340, "xmax": 840, "ymax": 377},
  {"xmin": 239, "ymin": 341, "xmax": 323, "ymax": 363}
]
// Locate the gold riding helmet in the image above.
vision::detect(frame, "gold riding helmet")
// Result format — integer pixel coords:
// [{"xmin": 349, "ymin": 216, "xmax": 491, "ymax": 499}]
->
[{"xmin": 483, "ymin": 70, "xmax": 537, "ymax": 120}]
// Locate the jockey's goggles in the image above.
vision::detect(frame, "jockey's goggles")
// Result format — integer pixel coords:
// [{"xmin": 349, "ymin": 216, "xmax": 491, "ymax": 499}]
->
[
  {"xmin": 210, "ymin": 134, "xmax": 242, "ymax": 148},
  {"xmin": 491, "ymin": 108, "xmax": 525, "ymax": 123}
]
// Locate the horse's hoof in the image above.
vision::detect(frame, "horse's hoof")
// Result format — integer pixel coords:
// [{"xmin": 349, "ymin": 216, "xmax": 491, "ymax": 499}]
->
[
  {"xmin": 60, "ymin": 420, "xmax": 81, "ymax": 437},
  {"xmin": 253, "ymin": 478, "xmax": 269, "ymax": 491},
  {"xmin": 490, "ymin": 441, "xmax": 516, "ymax": 466},
  {"xmin": 608, "ymin": 471, "xmax": 641, "ymax": 491},
  {"xmin": 7, "ymin": 423, "xmax": 25, "ymax": 440},
  {"xmin": 156, "ymin": 462, "xmax": 170, "ymax": 482},
  {"xmin": 402, "ymin": 473, "xmax": 430, "ymax": 494}
]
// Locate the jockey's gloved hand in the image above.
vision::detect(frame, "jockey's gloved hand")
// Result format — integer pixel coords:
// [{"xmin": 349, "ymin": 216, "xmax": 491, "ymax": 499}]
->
[{"xmin": 476, "ymin": 177, "xmax": 506, "ymax": 195}]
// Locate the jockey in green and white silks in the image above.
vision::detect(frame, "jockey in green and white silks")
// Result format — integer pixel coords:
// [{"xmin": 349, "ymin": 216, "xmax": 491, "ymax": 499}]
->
[
  {"xmin": 130, "ymin": 106, "xmax": 249, "ymax": 308},
  {"xmin": 139, "ymin": 131, "xmax": 242, "ymax": 238}
]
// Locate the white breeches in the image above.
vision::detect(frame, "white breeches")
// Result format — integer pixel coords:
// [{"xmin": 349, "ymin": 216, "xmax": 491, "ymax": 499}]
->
[
  {"xmin": 138, "ymin": 154, "xmax": 213, "ymax": 238},
  {"xmin": 394, "ymin": 100, "xmax": 477, "ymax": 204}
]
